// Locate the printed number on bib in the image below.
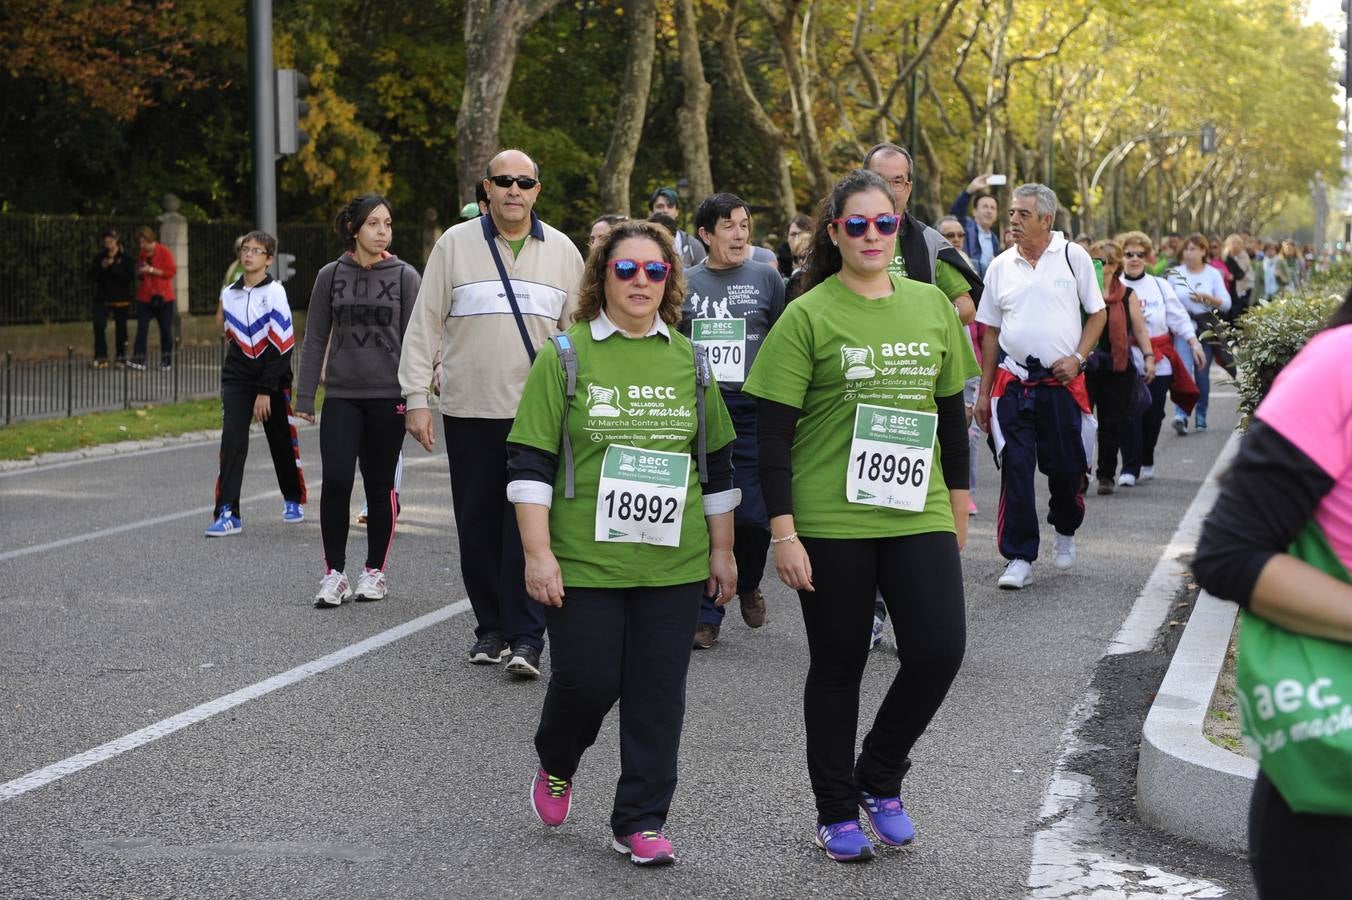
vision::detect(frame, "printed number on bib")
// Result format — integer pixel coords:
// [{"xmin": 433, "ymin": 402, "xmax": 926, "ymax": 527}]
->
[
  {"xmin": 845, "ymin": 404, "xmax": 937, "ymax": 512},
  {"xmin": 595, "ymin": 444, "xmax": 690, "ymax": 547},
  {"xmin": 691, "ymin": 318, "xmax": 746, "ymax": 383}
]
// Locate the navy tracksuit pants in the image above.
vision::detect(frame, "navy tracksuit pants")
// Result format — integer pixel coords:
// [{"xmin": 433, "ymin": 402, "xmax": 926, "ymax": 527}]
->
[
  {"xmin": 994, "ymin": 366, "xmax": 1088, "ymax": 563},
  {"xmin": 699, "ymin": 389, "xmax": 769, "ymax": 625}
]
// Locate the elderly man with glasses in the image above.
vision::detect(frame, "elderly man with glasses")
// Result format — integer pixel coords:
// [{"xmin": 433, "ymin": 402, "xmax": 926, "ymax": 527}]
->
[{"xmin": 399, "ymin": 148, "xmax": 585, "ymax": 681}]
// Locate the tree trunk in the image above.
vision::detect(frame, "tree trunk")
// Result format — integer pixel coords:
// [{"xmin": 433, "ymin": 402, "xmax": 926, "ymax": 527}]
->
[
  {"xmin": 674, "ymin": 0, "xmax": 714, "ymax": 203},
  {"xmin": 455, "ymin": 0, "xmax": 564, "ymax": 205},
  {"xmin": 719, "ymin": 0, "xmax": 796, "ymax": 224},
  {"xmin": 598, "ymin": 0, "xmax": 657, "ymax": 215}
]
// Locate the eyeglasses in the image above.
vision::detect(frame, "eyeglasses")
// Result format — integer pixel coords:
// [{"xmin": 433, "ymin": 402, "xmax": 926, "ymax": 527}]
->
[
  {"xmin": 832, "ymin": 214, "xmax": 901, "ymax": 238},
  {"xmin": 240, "ymin": 246, "xmax": 269, "ymax": 257},
  {"xmin": 940, "ymin": 230, "xmax": 965, "ymax": 240},
  {"xmin": 884, "ymin": 176, "xmax": 911, "ymax": 188},
  {"xmin": 608, "ymin": 259, "xmax": 672, "ymax": 282},
  {"xmin": 488, "ymin": 174, "xmax": 539, "ymax": 190},
  {"xmin": 1123, "ymin": 250, "xmax": 1147, "ymax": 259}
]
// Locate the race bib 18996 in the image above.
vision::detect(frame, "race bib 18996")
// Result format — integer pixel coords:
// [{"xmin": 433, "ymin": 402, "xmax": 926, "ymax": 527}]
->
[
  {"xmin": 595, "ymin": 444, "xmax": 691, "ymax": 546},
  {"xmin": 845, "ymin": 404, "xmax": 937, "ymax": 512},
  {"xmin": 691, "ymin": 318, "xmax": 746, "ymax": 384}
]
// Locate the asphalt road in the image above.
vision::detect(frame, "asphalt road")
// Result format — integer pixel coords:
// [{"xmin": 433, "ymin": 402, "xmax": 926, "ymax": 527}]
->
[{"xmin": 0, "ymin": 393, "xmax": 1248, "ymax": 899}]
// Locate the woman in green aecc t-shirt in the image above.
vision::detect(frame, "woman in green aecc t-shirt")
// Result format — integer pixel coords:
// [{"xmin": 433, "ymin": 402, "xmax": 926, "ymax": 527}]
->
[
  {"xmin": 743, "ymin": 169, "xmax": 977, "ymax": 863},
  {"xmin": 505, "ymin": 220, "xmax": 738, "ymax": 867}
]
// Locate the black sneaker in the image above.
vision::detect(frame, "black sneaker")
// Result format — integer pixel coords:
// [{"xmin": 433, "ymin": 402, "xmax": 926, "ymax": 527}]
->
[
  {"xmin": 468, "ymin": 633, "xmax": 510, "ymax": 665},
  {"xmin": 506, "ymin": 645, "xmax": 542, "ymax": 679}
]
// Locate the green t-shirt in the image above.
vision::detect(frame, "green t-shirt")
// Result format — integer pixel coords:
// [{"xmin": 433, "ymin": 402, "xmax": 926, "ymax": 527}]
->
[
  {"xmin": 743, "ymin": 274, "xmax": 980, "ymax": 539},
  {"xmin": 508, "ymin": 321, "xmax": 736, "ymax": 588},
  {"xmin": 887, "ymin": 254, "xmax": 971, "ymax": 303},
  {"xmin": 508, "ymin": 236, "xmax": 527, "ymax": 258}
]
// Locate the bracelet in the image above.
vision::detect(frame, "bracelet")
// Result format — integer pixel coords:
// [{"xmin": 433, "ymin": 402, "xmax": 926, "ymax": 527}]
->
[{"xmin": 770, "ymin": 532, "xmax": 798, "ymax": 545}]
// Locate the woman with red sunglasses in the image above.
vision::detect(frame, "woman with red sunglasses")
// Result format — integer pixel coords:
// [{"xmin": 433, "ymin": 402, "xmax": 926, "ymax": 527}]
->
[
  {"xmin": 744, "ymin": 169, "xmax": 978, "ymax": 862},
  {"xmin": 507, "ymin": 219, "xmax": 738, "ymax": 866}
]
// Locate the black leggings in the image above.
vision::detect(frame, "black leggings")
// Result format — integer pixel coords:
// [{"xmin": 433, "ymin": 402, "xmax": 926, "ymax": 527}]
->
[
  {"xmin": 1250, "ymin": 770, "xmax": 1352, "ymax": 898},
  {"xmin": 318, "ymin": 397, "xmax": 405, "ymax": 573},
  {"xmin": 798, "ymin": 531, "xmax": 966, "ymax": 824}
]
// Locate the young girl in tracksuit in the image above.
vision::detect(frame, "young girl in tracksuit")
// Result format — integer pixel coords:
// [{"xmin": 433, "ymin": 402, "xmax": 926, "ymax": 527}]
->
[{"xmin": 295, "ymin": 195, "xmax": 421, "ymax": 608}]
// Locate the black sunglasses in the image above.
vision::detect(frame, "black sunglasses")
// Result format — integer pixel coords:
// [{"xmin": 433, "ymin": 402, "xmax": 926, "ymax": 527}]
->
[
  {"xmin": 1123, "ymin": 250, "xmax": 1147, "ymax": 259},
  {"xmin": 488, "ymin": 174, "xmax": 539, "ymax": 190}
]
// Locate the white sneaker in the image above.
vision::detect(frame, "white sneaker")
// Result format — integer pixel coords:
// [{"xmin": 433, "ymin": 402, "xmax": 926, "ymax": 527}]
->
[
  {"xmin": 314, "ymin": 570, "xmax": 351, "ymax": 608},
  {"xmin": 354, "ymin": 567, "xmax": 387, "ymax": 602},
  {"xmin": 1054, "ymin": 533, "xmax": 1076, "ymax": 570},
  {"xmin": 1117, "ymin": 472, "xmax": 1137, "ymax": 487},
  {"xmin": 1140, "ymin": 465, "xmax": 1156, "ymax": 482},
  {"xmin": 998, "ymin": 559, "xmax": 1033, "ymax": 590}
]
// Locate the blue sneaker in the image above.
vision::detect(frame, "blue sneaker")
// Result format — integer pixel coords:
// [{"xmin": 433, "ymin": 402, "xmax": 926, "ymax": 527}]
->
[
  {"xmin": 283, "ymin": 500, "xmax": 304, "ymax": 523},
  {"xmin": 861, "ymin": 791, "xmax": 915, "ymax": 847},
  {"xmin": 814, "ymin": 820, "xmax": 875, "ymax": 862},
  {"xmin": 205, "ymin": 506, "xmax": 242, "ymax": 537}
]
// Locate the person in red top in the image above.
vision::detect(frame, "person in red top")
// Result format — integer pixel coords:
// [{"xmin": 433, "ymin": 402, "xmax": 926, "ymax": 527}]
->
[{"xmin": 132, "ymin": 224, "xmax": 177, "ymax": 370}]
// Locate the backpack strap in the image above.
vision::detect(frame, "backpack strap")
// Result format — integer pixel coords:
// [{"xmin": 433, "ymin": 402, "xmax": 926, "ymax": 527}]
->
[
  {"xmin": 692, "ymin": 341, "xmax": 710, "ymax": 485},
  {"xmin": 549, "ymin": 334, "xmax": 579, "ymax": 499}
]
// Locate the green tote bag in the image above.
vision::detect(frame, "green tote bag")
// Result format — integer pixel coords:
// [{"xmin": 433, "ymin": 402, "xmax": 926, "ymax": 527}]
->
[{"xmin": 1237, "ymin": 519, "xmax": 1352, "ymax": 815}]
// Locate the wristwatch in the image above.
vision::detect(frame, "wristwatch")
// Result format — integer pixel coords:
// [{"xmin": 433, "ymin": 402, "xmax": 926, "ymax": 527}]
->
[{"xmin": 1073, "ymin": 351, "xmax": 1086, "ymax": 372}]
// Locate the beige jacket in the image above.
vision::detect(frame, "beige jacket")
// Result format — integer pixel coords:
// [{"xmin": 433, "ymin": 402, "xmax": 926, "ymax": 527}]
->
[{"xmin": 399, "ymin": 214, "xmax": 583, "ymax": 418}]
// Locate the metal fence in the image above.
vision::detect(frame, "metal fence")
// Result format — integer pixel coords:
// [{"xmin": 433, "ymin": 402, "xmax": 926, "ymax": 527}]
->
[
  {"xmin": 0, "ymin": 214, "xmax": 343, "ymax": 325},
  {"xmin": 0, "ymin": 341, "xmax": 299, "ymax": 425}
]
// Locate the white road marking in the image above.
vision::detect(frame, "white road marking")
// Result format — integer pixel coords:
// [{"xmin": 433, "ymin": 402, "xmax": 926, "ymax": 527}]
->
[{"xmin": 0, "ymin": 599, "xmax": 471, "ymax": 803}]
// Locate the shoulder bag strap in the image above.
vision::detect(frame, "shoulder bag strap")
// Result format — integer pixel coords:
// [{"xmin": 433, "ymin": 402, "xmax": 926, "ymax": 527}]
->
[
  {"xmin": 481, "ymin": 216, "xmax": 536, "ymax": 363},
  {"xmin": 692, "ymin": 341, "xmax": 709, "ymax": 484},
  {"xmin": 549, "ymin": 334, "xmax": 578, "ymax": 499}
]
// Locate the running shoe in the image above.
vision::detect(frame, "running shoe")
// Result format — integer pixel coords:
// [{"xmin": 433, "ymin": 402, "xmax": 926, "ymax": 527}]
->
[
  {"xmin": 127, "ymin": 361, "xmax": 146, "ymax": 371},
  {"xmin": 612, "ymin": 830, "xmax": 676, "ymax": 866},
  {"xmin": 1172, "ymin": 417, "xmax": 1188, "ymax": 436},
  {"xmin": 314, "ymin": 570, "xmax": 351, "ymax": 608},
  {"xmin": 353, "ymin": 567, "xmax": 387, "ymax": 602},
  {"xmin": 530, "ymin": 769, "xmax": 572, "ymax": 827},
  {"xmin": 468, "ymin": 633, "xmax": 510, "ymax": 665},
  {"xmin": 967, "ymin": 497, "xmax": 978, "ymax": 516},
  {"xmin": 1195, "ymin": 414, "xmax": 1208, "ymax": 432},
  {"xmin": 998, "ymin": 559, "xmax": 1033, "ymax": 590},
  {"xmin": 860, "ymin": 792, "xmax": 916, "ymax": 847},
  {"xmin": 1117, "ymin": 472, "xmax": 1136, "ymax": 487},
  {"xmin": 356, "ymin": 505, "xmax": 368, "ymax": 525},
  {"xmin": 282, "ymin": 500, "xmax": 304, "ymax": 523},
  {"xmin": 1053, "ymin": 533, "xmax": 1076, "ymax": 571},
  {"xmin": 506, "ymin": 645, "xmax": 542, "ymax": 679},
  {"xmin": 1140, "ymin": 465, "xmax": 1156, "ymax": 482},
  {"xmin": 1096, "ymin": 478, "xmax": 1114, "ymax": 495},
  {"xmin": 692, "ymin": 622, "xmax": 719, "ymax": 650},
  {"xmin": 869, "ymin": 614, "xmax": 886, "ymax": 650},
  {"xmin": 204, "ymin": 506, "xmax": 242, "ymax": 537},
  {"xmin": 814, "ymin": 820, "xmax": 876, "ymax": 862},
  {"xmin": 739, "ymin": 589, "xmax": 767, "ymax": 628}
]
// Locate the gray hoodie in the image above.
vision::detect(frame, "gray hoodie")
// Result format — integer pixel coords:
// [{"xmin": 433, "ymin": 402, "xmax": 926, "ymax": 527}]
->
[{"xmin": 296, "ymin": 253, "xmax": 421, "ymax": 415}]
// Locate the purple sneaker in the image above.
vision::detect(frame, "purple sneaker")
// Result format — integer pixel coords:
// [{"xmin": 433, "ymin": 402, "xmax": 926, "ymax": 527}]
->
[
  {"xmin": 860, "ymin": 791, "xmax": 915, "ymax": 846},
  {"xmin": 611, "ymin": 830, "xmax": 676, "ymax": 866},
  {"xmin": 530, "ymin": 769, "xmax": 571, "ymax": 827},
  {"xmin": 814, "ymin": 819, "xmax": 876, "ymax": 862}
]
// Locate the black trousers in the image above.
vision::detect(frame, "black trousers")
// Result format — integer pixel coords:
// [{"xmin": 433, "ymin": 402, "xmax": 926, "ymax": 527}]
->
[
  {"xmin": 213, "ymin": 382, "xmax": 306, "ymax": 519},
  {"xmin": 1086, "ymin": 367, "xmax": 1135, "ymax": 482},
  {"xmin": 798, "ymin": 532, "xmax": 966, "ymax": 824},
  {"xmin": 93, "ymin": 301, "xmax": 129, "ymax": 361},
  {"xmin": 443, "ymin": 415, "xmax": 543, "ymax": 651},
  {"xmin": 1250, "ymin": 770, "xmax": 1352, "ymax": 898},
  {"xmin": 318, "ymin": 397, "xmax": 405, "ymax": 573},
  {"xmin": 535, "ymin": 581, "xmax": 703, "ymax": 836},
  {"xmin": 133, "ymin": 302, "xmax": 174, "ymax": 366},
  {"xmin": 698, "ymin": 525, "xmax": 771, "ymax": 625}
]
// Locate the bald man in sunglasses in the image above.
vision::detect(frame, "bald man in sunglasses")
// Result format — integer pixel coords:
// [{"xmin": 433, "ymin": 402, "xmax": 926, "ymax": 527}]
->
[{"xmin": 400, "ymin": 148, "xmax": 585, "ymax": 680}]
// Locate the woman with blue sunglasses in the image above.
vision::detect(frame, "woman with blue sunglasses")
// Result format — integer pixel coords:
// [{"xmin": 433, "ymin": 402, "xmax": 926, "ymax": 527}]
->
[
  {"xmin": 507, "ymin": 219, "xmax": 738, "ymax": 866},
  {"xmin": 744, "ymin": 169, "xmax": 977, "ymax": 862}
]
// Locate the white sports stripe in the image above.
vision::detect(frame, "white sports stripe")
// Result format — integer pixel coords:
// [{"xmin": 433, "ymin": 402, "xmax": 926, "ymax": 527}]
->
[{"xmin": 450, "ymin": 279, "xmax": 567, "ymax": 319}]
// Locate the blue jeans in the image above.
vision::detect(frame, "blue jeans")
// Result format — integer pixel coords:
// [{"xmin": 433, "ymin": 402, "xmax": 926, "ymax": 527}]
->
[{"xmin": 1173, "ymin": 334, "xmax": 1213, "ymax": 423}]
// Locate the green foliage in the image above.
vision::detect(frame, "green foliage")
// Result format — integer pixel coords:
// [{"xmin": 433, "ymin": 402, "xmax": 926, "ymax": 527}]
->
[{"xmin": 1215, "ymin": 268, "xmax": 1349, "ymax": 429}]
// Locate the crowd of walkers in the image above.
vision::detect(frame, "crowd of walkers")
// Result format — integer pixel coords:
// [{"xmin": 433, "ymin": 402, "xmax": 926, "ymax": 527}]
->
[{"xmin": 187, "ymin": 142, "xmax": 1347, "ymax": 891}]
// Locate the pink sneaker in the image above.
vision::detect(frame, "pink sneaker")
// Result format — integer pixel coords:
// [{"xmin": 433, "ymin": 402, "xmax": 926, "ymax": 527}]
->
[
  {"xmin": 967, "ymin": 497, "xmax": 978, "ymax": 516},
  {"xmin": 611, "ymin": 830, "xmax": 676, "ymax": 866},
  {"xmin": 530, "ymin": 769, "xmax": 571, "ymax": 827}
]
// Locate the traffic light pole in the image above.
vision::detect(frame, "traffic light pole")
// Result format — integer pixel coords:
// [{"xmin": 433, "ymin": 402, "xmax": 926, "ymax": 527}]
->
[{"xmin": 248, "ymin": 0, "xmax": 277, "ymax": 239}]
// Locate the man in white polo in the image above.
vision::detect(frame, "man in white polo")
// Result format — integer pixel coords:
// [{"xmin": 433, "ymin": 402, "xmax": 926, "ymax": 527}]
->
[{"xmin": 973, "ymin": 183, "xmax": 1106, "ymax": 590}]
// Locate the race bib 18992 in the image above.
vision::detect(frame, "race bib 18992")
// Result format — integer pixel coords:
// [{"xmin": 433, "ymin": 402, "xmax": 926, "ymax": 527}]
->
[
  {"xmin": 691, "ymin": 318, "xmax": 746, "ymax": 383},
  {"xmin": 595, "ymin": 444, "xmax": 691, "ymax": 546},
  {"xmin": 845, "ymin": 404, "xmax": 937, "ymax": 512}
]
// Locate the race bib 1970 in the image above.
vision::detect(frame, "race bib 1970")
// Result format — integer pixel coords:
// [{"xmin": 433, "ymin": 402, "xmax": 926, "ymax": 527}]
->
[
  {"xmin": 844, "ymin": 403, "xmax": 937, "ymax": 512},
  {"xmin": 691, "ymin": 318, "xmax": 746, "ymax": 383},
  {"xmin": 595, "ymin": 444, "xmax": 691, "ymax": 546}
]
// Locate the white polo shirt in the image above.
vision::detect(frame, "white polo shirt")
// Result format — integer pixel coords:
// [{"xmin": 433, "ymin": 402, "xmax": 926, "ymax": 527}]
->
[{"xmin": 976, "ymin": 232, "xmax": 1104, "ymax": 369}]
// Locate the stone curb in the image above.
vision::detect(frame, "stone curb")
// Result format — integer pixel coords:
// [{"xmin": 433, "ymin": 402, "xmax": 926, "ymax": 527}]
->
[
  {"xmin": 0, "ymin": 421, "xmax": 316, "ymax": 473},
  {"xmin": 1136, "ymin": 433, "xmax": 1257, "ymax": 855}
]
